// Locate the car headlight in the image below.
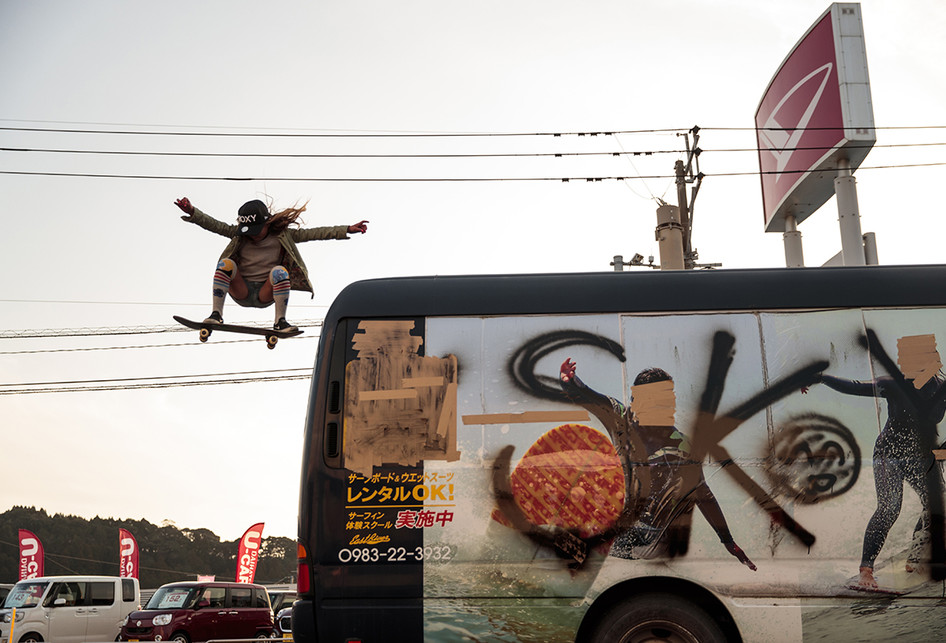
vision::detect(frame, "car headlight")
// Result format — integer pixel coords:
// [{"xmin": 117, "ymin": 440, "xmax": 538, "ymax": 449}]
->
[
  {"xmin": 3, "ymin": 612, "xmax": 23, "ymax": 623},
  {"xmin": 153, "ymin": 614, "xmax": 172, "ymax": 626},
  {"xmin": 121, "ymin": 615, "xmax": 129, "ymax": 626}
]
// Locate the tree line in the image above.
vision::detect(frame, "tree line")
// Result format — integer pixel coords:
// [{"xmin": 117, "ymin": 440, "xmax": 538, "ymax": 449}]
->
[{"xmin": 0, "ymin": 506, "xmax": 294, "ymax": 589}]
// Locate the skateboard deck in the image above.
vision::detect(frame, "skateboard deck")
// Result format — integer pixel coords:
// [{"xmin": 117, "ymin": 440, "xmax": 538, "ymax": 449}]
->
[
  {"xmin": 174, "ymin": 315, "xmax": 302, "ymax": 349},
  {"xmin": 844, "ymin": 582, "xmax": 908, "ymax": 596},
  {"xmin": 841, "ymin": 549, "xmax": 932, "ymax": 596}
]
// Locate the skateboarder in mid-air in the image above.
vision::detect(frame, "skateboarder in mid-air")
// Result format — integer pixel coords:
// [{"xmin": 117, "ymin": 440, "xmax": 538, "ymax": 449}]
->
[{"xmin": 174, "ymin": 196, "xmax": 368, "ymax": 332}]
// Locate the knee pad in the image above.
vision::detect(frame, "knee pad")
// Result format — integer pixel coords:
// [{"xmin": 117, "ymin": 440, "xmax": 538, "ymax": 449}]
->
[
  {"xmin": 270, "ymin": 266, "xmax": 290, "ymax": 285},
  {"xmin": 217, "ymin": 258, "xmax": 237, "ymax": 275}
]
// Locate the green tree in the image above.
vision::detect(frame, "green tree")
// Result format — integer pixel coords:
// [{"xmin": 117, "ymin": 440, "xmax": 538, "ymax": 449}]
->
[{"xmin": 0, "ymin": 507, "xmax": 294, "ymax": 588}]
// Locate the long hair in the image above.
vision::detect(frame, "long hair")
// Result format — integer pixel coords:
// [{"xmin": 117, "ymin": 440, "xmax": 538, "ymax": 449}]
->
[
  {"xmin": 633, "ymin": 367, "xmax": 672, "ymax": 386},
  {"xmin": 267, "ymin": 201, "xmax": 308, "ymax": 234}
]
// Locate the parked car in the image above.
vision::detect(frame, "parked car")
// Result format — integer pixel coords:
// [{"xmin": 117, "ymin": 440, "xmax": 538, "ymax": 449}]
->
[
  {"xmin": 0, "ymin": 575, "xmax": 139, "ymax": 643},
  {"xmin": 276, "ymin": 606, "xmax": 292, "ymax": 640},
  {"xmin": 266, "ymin": 588, "xmax": 297, "ymax": 615},
  {"xmin": 119, "ymin": 580, "xmax": 275, "ymax": 641}
]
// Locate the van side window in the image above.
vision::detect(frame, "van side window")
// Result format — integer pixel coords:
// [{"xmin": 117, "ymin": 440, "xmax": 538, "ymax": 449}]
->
[
  {"xmin": 229, "ymin": 586, "xmax": 252, "ymax": 608},
  {"xmin": 45, "ymin": 582, "xmax": 85, "ymax": 607},
  {"xmin": 121, "ymin": 579, "xmax": 135, "ymax": 602},
  {"xmin": 89, "ymin": 581, "xmax": 115, "ymax": 606},
  {"xmin": 254, "ymin": 587, "xmax": 270, "ymax": 608},
  {"xmin": 200, "ymin": 586, "xmax": 226, "ymax": 609}
]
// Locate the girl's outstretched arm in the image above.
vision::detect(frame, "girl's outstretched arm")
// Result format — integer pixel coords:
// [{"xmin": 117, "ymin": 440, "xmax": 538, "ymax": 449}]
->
[
  {"xmin": 174, "ymin": 196, "xmax": 195, "ymax": 219},
  {"xmin": 173, "ymin": 197, "xmax": 235, "ymax": 237}
]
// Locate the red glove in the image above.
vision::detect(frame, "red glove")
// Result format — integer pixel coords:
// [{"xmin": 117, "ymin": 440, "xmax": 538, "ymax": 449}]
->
[
  {"xmin": 725, "ymin": 542, "xmax": 757, "ymax": 571},
  {"xmin": 560, "ymin": 358, "xmax": 577, "ymax": 383},
  {"xmin": 348, "ymin": 220, "xmax": 369, "ymax": 234},
  {"xmin": 174, "ymin": 197, "xmax": 194, "ymax": 216}
]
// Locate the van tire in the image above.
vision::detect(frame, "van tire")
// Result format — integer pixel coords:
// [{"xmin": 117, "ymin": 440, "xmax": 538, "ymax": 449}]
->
[
  {"xmin": 18, "ymin": 634, "xmax": 43, "ymax": 643},
  {"xmin": 589, "ymin": 593, "xmax": 726, "ymax": 643},
  {"xmin": 169, "ymin": 633, "xmax": 190, "ymax": 643}
]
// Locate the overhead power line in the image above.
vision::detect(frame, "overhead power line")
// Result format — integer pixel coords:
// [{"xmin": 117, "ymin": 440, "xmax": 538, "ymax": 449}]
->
[
  {"xmin": 0, "ymin": 374, "xmax": 312, "ymax": 395},
  {"xmin": 0, "ymin": 334, "xmax": 318, "ymax": 355},
  {"xmin": 2, "ymin": 141, "xmax": 942, "ymax": 161},
  {"xmin": 0, "ymin": 368, "xmax": 313, "ymax": 395},
  {"xmin": 0, "ymin": 125, "xmax": 687, "ymax": 138},
  {"xmin": 0, "ymin": 146, "xmax": 675, "ymax": 160},
  {"xmin": 1, "ymin": 162, "xmax": 942, "ymax": 183},
  {"xmin": 2, "ymin": 123, "xmax": 944, "ymax": 139},
  {"xmin": 0, "ymin": 319, "xmax": 324, "ymax": 339},
  {"xmin": 1, "ymin": 367, "xmax": 310, "ymax": 388}
]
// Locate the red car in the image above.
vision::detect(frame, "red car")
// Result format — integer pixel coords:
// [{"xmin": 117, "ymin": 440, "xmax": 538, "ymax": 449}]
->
[{"xmin": 119, "ymin": 581, "xmax": 275, "ymax": 642}]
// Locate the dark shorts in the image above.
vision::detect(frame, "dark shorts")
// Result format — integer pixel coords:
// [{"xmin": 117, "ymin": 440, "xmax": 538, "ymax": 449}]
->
[{"xmin": 232, "ymin": 280, "xmax": 272, "ymax": 309}]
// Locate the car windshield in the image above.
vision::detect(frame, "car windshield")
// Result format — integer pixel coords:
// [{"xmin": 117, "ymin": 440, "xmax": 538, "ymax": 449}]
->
[
  {"xmin": 145, "ymin": 586, "xmax": 198, "ymax": 610},
  {"xmin": 3, "ymin": 582, "xmax": 48, "ymax": 609}
]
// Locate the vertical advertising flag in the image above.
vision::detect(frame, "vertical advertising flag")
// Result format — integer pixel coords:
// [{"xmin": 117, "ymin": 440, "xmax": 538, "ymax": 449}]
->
[
  {"xmin": 119, "ymin": 528, "xmax": 139, "ymax": 579},
  {"xmin": 18, "ymin": 529, "xmax": 44, "ymax": 580},
  {"xmin": 236, "ymin": 523, "xmax": 264, "ymax": 584}
]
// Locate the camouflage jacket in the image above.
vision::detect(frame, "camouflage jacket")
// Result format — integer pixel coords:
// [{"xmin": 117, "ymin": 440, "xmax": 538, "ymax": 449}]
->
[{"xmin": 186, "ymin": 207, "xmax": 350, "ymax": 296}]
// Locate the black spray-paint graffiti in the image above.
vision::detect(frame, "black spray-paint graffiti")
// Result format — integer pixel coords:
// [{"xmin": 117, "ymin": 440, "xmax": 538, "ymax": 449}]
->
[
  {"xmin": 508, "ymin": 329, "xmax": 626, "ymax": 401},
  {"xmin": 766, "ymin": 413, "xmax": 861, "ymax": 503},
  {"xmin": 496, "ymin": 328, "xmax": 829, "ymax": 567},
  {"xmin": 498, "ymin": 327, "xmax": 946, "ymax": 582}
]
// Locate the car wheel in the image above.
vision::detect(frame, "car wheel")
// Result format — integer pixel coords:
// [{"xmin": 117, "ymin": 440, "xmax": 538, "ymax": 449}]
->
[
  {"xmin": 169, "ymin": 633, "xmax": 190, "ymax": 643},
  {"xmin": 18, "ymin": 634, "xmax": 43, "ymax": 643},
  {"xmin": 589, "ymin": 593, "xmax": 727, "ymax": 643}
]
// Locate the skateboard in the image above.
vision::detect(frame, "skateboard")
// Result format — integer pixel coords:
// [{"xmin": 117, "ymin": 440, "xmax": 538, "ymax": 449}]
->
[
  {"xmin": 842, "ymin": 549, "xmax": 934, "ymax": 596},
  {"xmin": 174, "ymin": 315, "xmax": 303, "ymax": 349}
]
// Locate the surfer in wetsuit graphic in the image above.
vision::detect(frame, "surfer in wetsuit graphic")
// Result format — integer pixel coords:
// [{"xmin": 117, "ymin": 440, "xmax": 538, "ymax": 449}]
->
[
  {"xmin": 808, "ymin": 333, "xmax": 946, "ymax": 589},
  {"xmin": 560, "ymin": 358, "xmax": 757, "ymax": 570}
]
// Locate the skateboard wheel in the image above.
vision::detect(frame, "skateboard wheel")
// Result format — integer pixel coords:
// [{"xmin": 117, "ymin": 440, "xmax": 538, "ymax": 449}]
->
[
  {"xmin": 267, "ymin": 335, "xmax": 278, "ymax": 349},
  {"xmin": 200, "ymin": 328, "xmax": 211, "ymax": 342}
]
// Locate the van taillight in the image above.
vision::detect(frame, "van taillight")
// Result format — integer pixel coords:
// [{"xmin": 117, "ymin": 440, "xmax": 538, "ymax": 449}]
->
[{"xmin": 297, "ymin": 542, "xmax": 311, "ymax": 594}]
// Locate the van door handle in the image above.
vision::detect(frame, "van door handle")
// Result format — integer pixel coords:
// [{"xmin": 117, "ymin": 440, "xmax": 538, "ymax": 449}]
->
[{"xmin": 228, "ymin": 610, "xmax": 238, "ymax": 615}]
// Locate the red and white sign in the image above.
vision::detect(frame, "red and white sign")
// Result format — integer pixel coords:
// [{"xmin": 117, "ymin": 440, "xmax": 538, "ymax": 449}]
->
[
  {"xmin": 18, "ymin": 529, "xmax": 44, "ymax": 580},
  {"xmin": 119, "ymin": 528, "xmax": 139, "ymax": 579},
  {"xmin": 756, "ymin": 3, "xmax": 875, "ymax": 232},
  {"xmin": 236, "ymin": 522, "xmax": 264, "ymax": 584}
]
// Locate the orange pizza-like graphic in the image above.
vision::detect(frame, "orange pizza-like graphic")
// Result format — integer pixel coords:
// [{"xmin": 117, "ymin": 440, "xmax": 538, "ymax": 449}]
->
[{"xmin": 493, "ymin": 424, "xmax": 625, "ymax": 539}]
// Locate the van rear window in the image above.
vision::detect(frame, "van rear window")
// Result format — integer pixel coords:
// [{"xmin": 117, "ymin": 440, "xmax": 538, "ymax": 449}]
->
[{"xmin": 122, "ymin": 578, "xmax": 136, "ymax": 602}]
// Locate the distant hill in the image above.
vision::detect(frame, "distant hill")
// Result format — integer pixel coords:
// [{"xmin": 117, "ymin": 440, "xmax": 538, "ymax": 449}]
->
[{"xmin": 0, "ymin": 506, "xmax": 294, "ymax": 588}]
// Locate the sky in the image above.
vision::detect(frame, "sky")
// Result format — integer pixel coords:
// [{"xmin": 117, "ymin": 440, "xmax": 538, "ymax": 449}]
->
[{"xmin": 0, "ymin": 0, "xmax": 944, "ymax": 556}]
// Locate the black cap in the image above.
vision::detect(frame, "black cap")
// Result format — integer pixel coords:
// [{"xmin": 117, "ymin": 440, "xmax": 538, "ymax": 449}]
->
[{"xmin": 236, "ymin": 200, "xmax": 270, "ymax": 236}]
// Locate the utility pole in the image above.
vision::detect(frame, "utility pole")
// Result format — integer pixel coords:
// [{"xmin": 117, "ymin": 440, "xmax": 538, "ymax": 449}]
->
[
  {"xmin": 657, "ymin": 125, "xmax": 708, "ymax": 270},
  {"xmin": 615, "ymin": 126, "xmax": 720, "ymax": 272},
  {"xmin": 675, "ymin": 160, "xmax": 692, "ymax": 267}
]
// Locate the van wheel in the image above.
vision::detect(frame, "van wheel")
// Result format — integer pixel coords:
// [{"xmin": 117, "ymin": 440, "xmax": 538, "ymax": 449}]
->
[
  {"xmin": 169, "ymin": 633, "xmax": 190, "ymax": 643},
  {"xmin": 18, "ymin": 635, "xmax": 43, "ymax": 643},
  {"xmin": 589, "ymin": 593, "xmax": 726, "ymax": 643}
]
